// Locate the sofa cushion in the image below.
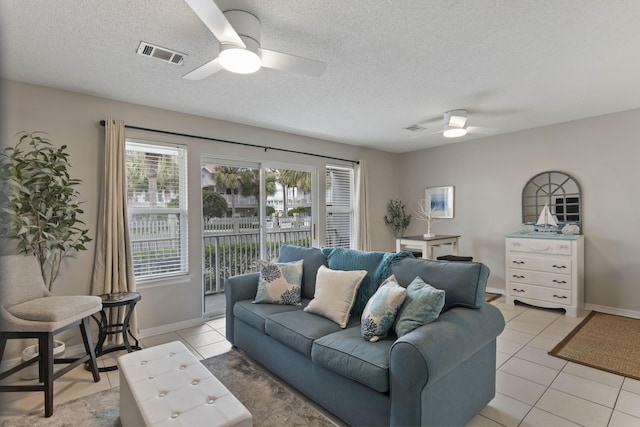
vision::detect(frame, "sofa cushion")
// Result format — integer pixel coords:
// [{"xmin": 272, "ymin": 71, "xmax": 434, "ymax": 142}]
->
[
  {"xmin": 265, "ymin": 310, "xmax": 354, "ymax": 357},
  {"xmin": 304, "ymin": 266, "xmax": 367, "ymax": 328},
  {"xmin": 312, "ymin": 326, "xmax": 394, "ymax": 393},
  {"xmin": 254, "ymin": 259, "xmax": 303, "ymax": 305},
  {"xmin": 361, "ymin": 276, "xmax": 406, "ymax": 342},
  {"xmin": 394, "ymin": 276, "xmax": 445, "ymax": 338},
  {"xmin": 391, "ymin": 257, "xmax": 489, "ymax": 312},
  {"xmin": 278, "ymin": 244, "xmax": 327, "ymax": 299},
  {"xmin": 321, "ymin": 247, "xmax": 414, "ymax": 317},
  {"xmin": 233, "ymin": 299, "xmax": 309, "ymax": 334}
]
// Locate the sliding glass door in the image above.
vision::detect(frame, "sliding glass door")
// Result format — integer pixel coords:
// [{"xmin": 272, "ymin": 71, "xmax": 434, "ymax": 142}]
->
[{"xmin": 201, "ymin": 158, "xmax": 315, "ymax": 317}]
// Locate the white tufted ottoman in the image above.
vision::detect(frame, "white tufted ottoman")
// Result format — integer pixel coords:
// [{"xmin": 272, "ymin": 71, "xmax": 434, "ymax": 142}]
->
[{"xmin": 118, "ymin": 341, "xmax": 252, "ymax": 427}]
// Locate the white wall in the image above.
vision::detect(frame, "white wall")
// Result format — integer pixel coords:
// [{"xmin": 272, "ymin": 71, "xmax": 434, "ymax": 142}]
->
[
  {"xmin": 399, "ymin": 108, "xmax": 640, "ymax": 315},
  {"xmin": 0, "ymin": 80, "xmax": 401, "ymax": 358}
]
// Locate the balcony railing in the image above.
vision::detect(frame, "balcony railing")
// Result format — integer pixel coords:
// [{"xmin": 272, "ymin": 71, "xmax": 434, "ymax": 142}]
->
[
  {"xmin": 129, "ymin": 216, "xmax": 313, "ymax": 295},
  {"xmin": 202, "ymin": 229, "xmax": 311, "ymax": 295}
]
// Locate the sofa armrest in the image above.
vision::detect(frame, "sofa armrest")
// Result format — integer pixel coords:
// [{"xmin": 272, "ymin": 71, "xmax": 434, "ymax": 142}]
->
[
  {"xmin": 389, "ymin": 303, "xmax": 505, "ymax": 426},
  {"xmin": 224, "ymin": 272, "xmax": 259, "ymax": 345}
]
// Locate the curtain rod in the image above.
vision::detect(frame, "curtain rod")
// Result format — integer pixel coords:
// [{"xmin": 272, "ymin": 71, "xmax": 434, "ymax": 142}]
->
[{"xmin": 99, "ymin": 120, "xmax": 359, "ymax": 165}]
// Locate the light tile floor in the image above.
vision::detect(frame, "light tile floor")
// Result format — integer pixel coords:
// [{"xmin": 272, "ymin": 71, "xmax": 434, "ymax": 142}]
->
[
  {"xmin": 2, "ymin": 299, "xmax": 640, "ymax": 426},
  {"xmin": 469, "ymin": 298, "xmax": 640, "ymax": 427}
]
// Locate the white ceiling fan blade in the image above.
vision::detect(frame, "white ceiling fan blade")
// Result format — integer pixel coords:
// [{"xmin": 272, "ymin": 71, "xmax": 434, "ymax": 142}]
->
[
  {"xmin": 260, "ymin": 49, "xmax": 327, "ymax": 77},
  {"xmin": 467, "ymin": 125, "xmax": 498, "ymax": 135},
  {"xmin": 182, "ymin": 57, "xmax": 223, "ymax": 80},
  {"xmin": 184, "ymin": 0, "xmax": 245, "ymax": 47}
]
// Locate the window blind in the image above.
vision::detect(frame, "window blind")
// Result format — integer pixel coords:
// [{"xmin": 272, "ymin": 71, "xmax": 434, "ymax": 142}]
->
[
  {"xmin": 126, "ymin": 141, "xmax": 188, "ymax": 279},
  {"xmin": 325, "ymin": 166, "xmax": 354, "ymax": 248}
]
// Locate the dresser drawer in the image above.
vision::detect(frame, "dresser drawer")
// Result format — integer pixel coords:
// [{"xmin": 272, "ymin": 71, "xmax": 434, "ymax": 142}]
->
[
  {"xmin": 509, "ymin": 255, "xmax": 571, "ymax": 274},
  {"xmin": 509, "ymin": 283, "xmax": 572, "ymax": 305},
  {"xmin": 507, "ymin": 238, "xmax": 572, "ymax": 255},
  {"xmin": 509, "ymin": 268, "xmax": 571, "ymax": 289}
]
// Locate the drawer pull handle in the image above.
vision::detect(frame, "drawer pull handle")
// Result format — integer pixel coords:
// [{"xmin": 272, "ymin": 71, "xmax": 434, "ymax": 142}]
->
[
  {"xmin": 552, "ymin": 265, "xmax": 567, "ymax": 269},
  {"xmin": 512, "ymin": 288, "xmax": 525, "ymax": 293},
  {"xmin": 512, "ymin": 261, "xmax": 525, "ymax": 265},
  {"xmin": 513, "ymin": 275, "xmax": 525, "ymax": 279},
  {"xmin": 552, "ymin": 280, "xmax": 567, "ymax": 284},
  {"xmin": 553, "ymin": 294, "xmax": 567, "ymax": 299}
]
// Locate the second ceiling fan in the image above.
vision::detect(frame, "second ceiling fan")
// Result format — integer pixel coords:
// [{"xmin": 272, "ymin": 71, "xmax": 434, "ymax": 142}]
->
[{"xmin": 183, "ymin": 0, "xmax": 327, "ymax": 79}]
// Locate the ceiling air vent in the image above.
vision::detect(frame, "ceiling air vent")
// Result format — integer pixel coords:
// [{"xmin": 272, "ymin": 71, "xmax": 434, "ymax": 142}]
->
[
  {"xmin": 137, "ymin": 42, "xmax": 186, "ymax": 66},
  {"xmin": 404, "ymin": 125, "xmax": 428, "ymax": 133}
]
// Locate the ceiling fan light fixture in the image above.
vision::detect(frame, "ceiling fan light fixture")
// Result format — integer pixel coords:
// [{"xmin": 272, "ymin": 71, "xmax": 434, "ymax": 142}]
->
[
  {"xmin": 219, "ymin": 40, "xmax": 261, "ymax": 74},
  {"xmin": 443, "ymin": 124, "xmax": 467, "ymax": 138}
]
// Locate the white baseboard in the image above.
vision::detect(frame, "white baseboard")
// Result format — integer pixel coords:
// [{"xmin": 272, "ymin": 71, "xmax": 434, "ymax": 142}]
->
[
  {"xmin": 486, "ymin": 286, "xmax": 504, "ymax": 295},
  {"xmin": 137, "ymin": 317, "xmax": 208, "ymax": 339},
  {"xmin": 584, "ymin": 303, "xmax": 640, "ymax": 320}
]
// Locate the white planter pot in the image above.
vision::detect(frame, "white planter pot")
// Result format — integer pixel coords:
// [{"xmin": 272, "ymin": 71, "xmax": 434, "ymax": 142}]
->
[{"xmin": 20, "ymin": 340, "xmax": 66, "ymax": 380}]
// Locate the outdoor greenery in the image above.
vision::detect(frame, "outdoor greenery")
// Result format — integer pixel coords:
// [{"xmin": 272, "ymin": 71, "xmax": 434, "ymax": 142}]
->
[
  {"xmin": 0, "ymin": 132, "xmax": 91, "ymax": 290},
  {"xmin": 201, "ymin": 189, "xmax": 228, "ymax": 218},
  {"xmin": 287, "ymin": 206, "xmax": 310, "ymax": 216},
  {"xmin": 383, "ymin": 199, "xmax": 412, "ymax": 238},
  {"xmin": 203, "ymin": 236, "xmax": 310, "ymax": 288}
]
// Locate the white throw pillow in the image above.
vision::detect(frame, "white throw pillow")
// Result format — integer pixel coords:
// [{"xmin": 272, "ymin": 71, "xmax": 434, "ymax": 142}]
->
[{"xmin": 304, "ymin": 265, "xmax": 367, "ymax": 328}]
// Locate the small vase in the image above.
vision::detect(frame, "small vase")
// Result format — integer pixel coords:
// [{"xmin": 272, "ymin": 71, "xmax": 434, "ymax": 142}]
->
[
  {"xmin": 423, "ymin": 233, "xmax": 435, "ymax": 238},
  {"xmin": 21, "ymin": 340, "xmax": 66, "ymax": 380}
]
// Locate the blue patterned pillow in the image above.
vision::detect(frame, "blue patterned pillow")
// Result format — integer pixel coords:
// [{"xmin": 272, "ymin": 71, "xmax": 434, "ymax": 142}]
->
[
  {"xmin": 361, "ymin": 275, "xmax": 406, "ymax": 342},
  {"xmin": 394, "ymin": 276, "xmax": 445, "ymax": 337},
  {"xmin": 254, "ymin": 259, "xmax": 303, "ymax": 305}
]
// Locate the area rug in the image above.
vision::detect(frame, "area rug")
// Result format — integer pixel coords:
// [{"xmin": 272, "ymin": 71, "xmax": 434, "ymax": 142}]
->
[
  {"xmin": 485, "ymin": 292, "xmax": 501, "ymax": 303},
  {"xmin": 549, "ymin": 311, "xmax": 640, "ymax": 380},
  {"xmin": 2, "ymin": 349, "xmax": 338, "ymax": 427}
]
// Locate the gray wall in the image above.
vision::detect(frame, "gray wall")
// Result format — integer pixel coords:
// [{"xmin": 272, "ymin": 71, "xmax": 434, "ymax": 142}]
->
[
  {"xmin": 0, "ymin": 80, "xmax": 401, "ymax": 358},
  {"xmin": 399, "ymin": 108, "xmax": 640, "ymax": 315},
  {"xmin": 3, "ymin": 79, "xmax": 639, "ymax": 360}
]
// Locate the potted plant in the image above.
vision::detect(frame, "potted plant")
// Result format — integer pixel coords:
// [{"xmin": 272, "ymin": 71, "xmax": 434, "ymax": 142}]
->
[
  {"xmin": 0, "ymin": 131, "xmax": 91, "ymax": 378},
  {"xmin": 0, "ymin": 131, "xmax": 91, "ymax": 290},
  {"xmin": 383, "ymin": 199, "xmax": 412, "ymax": 238}
]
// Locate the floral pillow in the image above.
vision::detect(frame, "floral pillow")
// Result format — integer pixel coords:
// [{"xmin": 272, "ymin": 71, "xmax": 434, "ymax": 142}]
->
[
  {"xmin": 254, "ymin": 259, "xmax": 304, "ymax": 305},
  {"xmin": 361, "ymin": 275, "xmax": 407, "ymax": 342}
]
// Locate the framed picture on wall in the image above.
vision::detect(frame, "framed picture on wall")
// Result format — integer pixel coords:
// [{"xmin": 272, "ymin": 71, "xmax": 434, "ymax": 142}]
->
[{"xmin": 425, "ymin": 186, "xmax": 454, "ymax": 218}]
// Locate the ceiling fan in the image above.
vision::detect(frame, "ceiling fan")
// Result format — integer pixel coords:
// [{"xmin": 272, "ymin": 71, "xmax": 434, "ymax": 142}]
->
[
  {"xmin": 409, "ymin": 109, "xmax": 498, "ymax": 138},
  {"xmin": 182, "ymin": 0, "xmax": 327, "ymax": 79}
]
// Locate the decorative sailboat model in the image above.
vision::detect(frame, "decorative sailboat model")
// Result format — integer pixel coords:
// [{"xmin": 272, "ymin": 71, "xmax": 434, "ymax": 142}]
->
[{"xmin": 534, "ymin": 203, "xmax": 559, "ymax": 233}]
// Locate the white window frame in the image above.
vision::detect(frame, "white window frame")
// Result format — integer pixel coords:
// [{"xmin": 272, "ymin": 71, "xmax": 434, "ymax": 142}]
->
[{"xmin": 126, "ymin": 139, "xmax": 189, "ymax": 283}]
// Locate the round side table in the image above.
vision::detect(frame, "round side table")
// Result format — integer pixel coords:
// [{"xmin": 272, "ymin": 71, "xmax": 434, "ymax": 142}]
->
[{"xmin": 92, "ymin": 292, "xmax": 142, "ymax": 372}]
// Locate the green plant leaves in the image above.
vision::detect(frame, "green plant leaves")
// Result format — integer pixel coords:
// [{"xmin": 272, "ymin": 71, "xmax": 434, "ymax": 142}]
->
[{"xmin": 0, "ymin": 131, "xmax": 91, "ymax": 291}]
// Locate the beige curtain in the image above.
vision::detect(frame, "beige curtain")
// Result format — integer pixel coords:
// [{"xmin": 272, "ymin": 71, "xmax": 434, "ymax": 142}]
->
[
  {"xmin": 354, "ymin": 159, "xmax": 371, "ymax": 251},
  {"xmin": 92, "ymin": 119, "xmax": 137, "ymax": 336}
]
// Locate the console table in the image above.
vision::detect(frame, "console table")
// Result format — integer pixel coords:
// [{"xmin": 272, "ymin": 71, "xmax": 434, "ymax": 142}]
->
[{"xmin": 396, "ymin": 235, "xmax": 460, "ymax": 259}]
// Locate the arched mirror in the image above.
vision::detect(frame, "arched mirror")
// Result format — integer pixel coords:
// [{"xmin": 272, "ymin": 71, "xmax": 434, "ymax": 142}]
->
[{"xmin": 522, "ymin": 171, "xmax": 582, "ymax": 233}]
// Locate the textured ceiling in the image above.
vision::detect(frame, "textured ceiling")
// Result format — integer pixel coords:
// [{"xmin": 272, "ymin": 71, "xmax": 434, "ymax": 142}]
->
[{"xmin": 2, "ymin": 0, "xmax": 640, "ymax": 153}]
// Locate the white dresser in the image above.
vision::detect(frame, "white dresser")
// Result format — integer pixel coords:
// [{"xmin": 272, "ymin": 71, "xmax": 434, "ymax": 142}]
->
[{"xmin": 505, "ymin": 234, "xmax": 584, "ymax": 316}]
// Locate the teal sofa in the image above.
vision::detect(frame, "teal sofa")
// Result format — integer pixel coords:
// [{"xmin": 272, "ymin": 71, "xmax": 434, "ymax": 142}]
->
[{"xmin": 225, "ymin": 244, "xmax": 505, "ymax": 426}]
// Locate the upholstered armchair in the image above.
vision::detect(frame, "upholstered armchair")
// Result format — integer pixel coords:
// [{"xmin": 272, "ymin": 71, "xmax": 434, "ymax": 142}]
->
[{"xmin": 0, "ymin": 254, "xmax": 102, "ymax": 417}]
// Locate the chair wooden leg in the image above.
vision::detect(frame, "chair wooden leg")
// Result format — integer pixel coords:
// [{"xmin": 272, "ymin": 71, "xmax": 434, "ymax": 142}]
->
[
  {"xmin": 80, "ymin": 317, "xmax": 100, "ymax": 382},
  {"xmin": 42, "ymin": 333, "xmax": 54, "ymax": 417},
  {"xmin": 0, "ymin": 337, "xmax": 6, "ymax": 363}
]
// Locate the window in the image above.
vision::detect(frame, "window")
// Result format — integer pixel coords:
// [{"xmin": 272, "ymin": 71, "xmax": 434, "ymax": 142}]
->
[
  {"xmin": 126, "ymin": 141, "xmax": 188, "ymax": 280},
  {"xmin": 325, "ymin": 165, "xmax": 354, "ymax": 248}
]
